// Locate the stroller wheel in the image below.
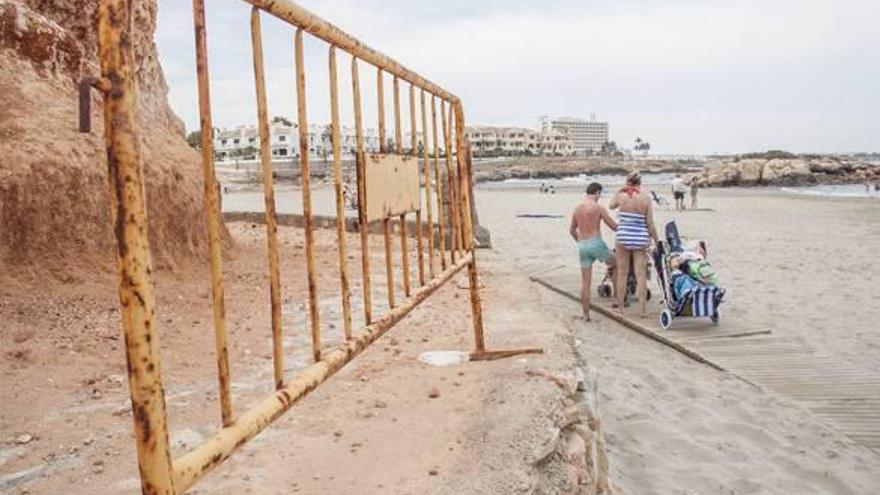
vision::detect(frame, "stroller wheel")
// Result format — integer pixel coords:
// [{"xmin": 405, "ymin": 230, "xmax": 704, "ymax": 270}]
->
[
  {"xmin": 596, "ymin": 283, "xmax": 611, "ymax": 298},
  {"xmin": 659, "ymin": 309, "xmax": 673, "ymax": 330},
  {"xmin": 711, "ymin": 311, "xmax": 720, "ymax": 325}
]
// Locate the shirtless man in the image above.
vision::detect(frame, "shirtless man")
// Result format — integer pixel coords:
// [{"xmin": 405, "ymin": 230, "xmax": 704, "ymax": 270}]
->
[{"xmin": 569, "ymin": 182, "xmax": 618, "ymax": 321}]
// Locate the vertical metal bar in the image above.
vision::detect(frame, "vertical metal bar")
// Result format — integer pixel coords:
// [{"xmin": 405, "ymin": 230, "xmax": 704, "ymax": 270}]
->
[
  {"xmin": 377, "ymin": 69, "xmax": 395, "ymax": 308},
  {"xmin": 251, "ymin": 7, "xmax": 285, "ymax": 388},
  {"xmin": 431, "ymin": 96, "xmax": 446, "ymax": 271},
  {"xmin": 295, "ymin": 29, "xmax": 322, "ymax": 362},
  {"xmin": 440, "ymin": 100, "xmax": 458, "ymax": 265},
  {"xmin": 449, "ymin": 100, "xmax": 464, "ymax": 259},
  {"xmin": 98, "ymin": 1, "xmax": 174, "ymax": 492},
  {"xmin": 383, "ymin": 217, "xmax": 395, "ymax": 308},
  {"xmin": 450, "ymin": 101, "xmax": 465, "ymax": 258},
  {"xmin": 393, "ymin": 76, "xmax": 403, "ymax": 154},
  {"xmin": 392, "ymin": 77, "xmax": 410, "ymax": 297},
  {"xmin": 193, "ymin": 0, "xmax": 233, "ymax": 424},
  {"xmin": 399, "ymin": 213, "xmax": 410, "ymax": 297},
  {"xmin": 420, "ymin": 89, "xmax": 435, "ymax": 278},
  {"xmin": 377, "ymin": 68, "xmax": 386, "ymax": 153},
  {"xmin": 410, "ymin": 84, "xmax": 425, "ymax": 286},
  {"xmin": 328, "ymin": 46, "xmax": 353, "ymax": 341},
  {"xmin": 453, "ymin": 102, "xmax": 485, "ymax": 352},
  {"xmin": 351, "ymin": 58, "xmax": 372, "ymax": 324}
]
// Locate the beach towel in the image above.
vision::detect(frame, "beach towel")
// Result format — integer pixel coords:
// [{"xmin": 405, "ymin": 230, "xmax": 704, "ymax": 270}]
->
[{"xmin": 674, "ymin": 286, "xmax": 725, "ymax": 317}]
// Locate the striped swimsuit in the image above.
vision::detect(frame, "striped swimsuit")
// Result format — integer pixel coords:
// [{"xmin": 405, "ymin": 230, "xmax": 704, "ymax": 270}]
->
[{"xmin": 616, "ymin": 211, "xmax": 650, "ymax": 250}]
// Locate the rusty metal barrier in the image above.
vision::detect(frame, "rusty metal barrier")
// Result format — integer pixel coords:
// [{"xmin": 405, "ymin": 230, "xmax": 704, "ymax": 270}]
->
[{"xmin": 90, "ymin": 0, "xmax": 541, "ymax": 493}]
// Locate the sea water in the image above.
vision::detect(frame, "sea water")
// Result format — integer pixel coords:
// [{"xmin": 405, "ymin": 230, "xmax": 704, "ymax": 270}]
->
[
  {"xmin": 781, "ymin": 184, "xmax": 879, "ymax": 199},
  {"xmin": 482, "ymin": 173, "xmax": 678, "ymax": 190}
]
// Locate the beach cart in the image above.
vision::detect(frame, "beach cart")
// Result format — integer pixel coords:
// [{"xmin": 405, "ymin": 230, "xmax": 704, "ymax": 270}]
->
[{"xmin": 653, "ymin": 221, "xmax": 725, "ymax": 329}]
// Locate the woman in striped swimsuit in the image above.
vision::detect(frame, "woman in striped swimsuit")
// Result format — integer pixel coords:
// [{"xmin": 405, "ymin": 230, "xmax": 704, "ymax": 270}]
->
[{"xmin": 609, "ymin": 172, "xmax": 658, "ymax": 317}]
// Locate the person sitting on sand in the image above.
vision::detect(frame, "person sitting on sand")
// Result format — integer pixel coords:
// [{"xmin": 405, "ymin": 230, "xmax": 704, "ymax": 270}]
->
[
  {"xmin": 609, "ymin": 172, "xmax": 659, "ymax": 318},
  {"xmin": 569, "ymin": 182, "xmax": 618, "ymax": 321}
]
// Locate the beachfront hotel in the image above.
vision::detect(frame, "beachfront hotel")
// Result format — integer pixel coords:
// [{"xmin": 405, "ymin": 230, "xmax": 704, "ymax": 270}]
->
[
  {"xmin": 541, "ymin": 116, "xmax": 609, "ymax": 155},
  {"xmin": 465, "ymin": 125, "xmax": 574, "ymax": 157},
  {"xmin": 213, "ymin": 122, "xmax": 422, "ymax": 162}
]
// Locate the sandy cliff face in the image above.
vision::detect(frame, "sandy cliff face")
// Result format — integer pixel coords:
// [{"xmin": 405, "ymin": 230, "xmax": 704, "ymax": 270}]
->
[{"xmin": 0, "ymin": 1, "xmax": 218, "ymax": 282}]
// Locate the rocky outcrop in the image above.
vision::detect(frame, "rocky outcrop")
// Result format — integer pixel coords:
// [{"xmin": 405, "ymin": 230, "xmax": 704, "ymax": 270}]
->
[
  {"xmin": 0, "ymin": 1, "xmax": 219, "ymax": 282},
  {"xmin": 471, "ymin": 155, "xmax": 878, "ymax": 189},
  {"xmin": 472, "ymin": 157, "xmax": 697, "ymax": 183},
  {"xmin": 691, "ymin": 157, "xmax": 877, "ymax": 187}
]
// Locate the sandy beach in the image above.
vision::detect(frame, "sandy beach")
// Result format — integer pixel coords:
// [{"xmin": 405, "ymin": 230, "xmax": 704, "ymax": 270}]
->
[{"xmin": 477, "ymin": 183, "xmax": 880, "ymax": 493}]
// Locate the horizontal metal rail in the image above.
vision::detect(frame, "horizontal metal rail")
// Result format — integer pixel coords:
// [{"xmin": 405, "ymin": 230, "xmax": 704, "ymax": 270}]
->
[{"xmin": 241, "ymin": 0, "xmax": 457, "ymax": 102}]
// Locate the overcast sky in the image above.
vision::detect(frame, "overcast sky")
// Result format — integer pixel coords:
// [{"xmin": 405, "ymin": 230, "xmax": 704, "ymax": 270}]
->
[{"xmin": 156, "ymin": 0, "xmax": 879, "ymax": 154}]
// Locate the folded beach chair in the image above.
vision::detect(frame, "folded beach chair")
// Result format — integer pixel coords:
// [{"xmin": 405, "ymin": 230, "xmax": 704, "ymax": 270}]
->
[{"xmin": 651, "ymin": 190, "xmax": 671, "ymax": 209}]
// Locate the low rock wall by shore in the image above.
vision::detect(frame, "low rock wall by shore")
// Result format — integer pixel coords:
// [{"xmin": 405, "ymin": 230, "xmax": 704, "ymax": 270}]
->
[{"xmin": 472, "ymin": 156, "xmax": 878, "ymax": 188}]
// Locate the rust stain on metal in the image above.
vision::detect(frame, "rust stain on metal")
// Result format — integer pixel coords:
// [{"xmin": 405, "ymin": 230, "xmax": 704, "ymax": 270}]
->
[
  {"xmin": 431, "ymin": 95, "xmax": 447, "ymax": 270},
  {"xmin": 420, "ymin": 89, "xmax": 435, "ymax": 278},
  {"xmin": 295, "ymin": 28, "xmax": 322, "ymax": 362},
  {"xmin": 250, "ymin": 6, "xmax": 286, "ymax": 387},
  {"xmin": 352, "ymin": 57, "xmax": 372, "ymax": 325},
  {"xmin": 328, "ymin": 46, "xmax": 353, "ymax": 340},
  {"xmin": 192, "ymin": 0, "xmax": 234, "ymax": 425},
  {"xmin": 410, "ymin": 83, "xmax": 425, "ymax": 286},
  {"xmin": 98, "ymin": 0, "xmax": 175, "ymax": 493}
]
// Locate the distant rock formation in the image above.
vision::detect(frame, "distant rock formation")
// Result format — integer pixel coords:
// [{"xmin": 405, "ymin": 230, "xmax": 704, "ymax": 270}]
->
[
  {"xmin": 691, "ymin": 157, "xmax": 877, "ymax": 187},
  {"xmin": 0, "ymin": 1, "xmax": 221, "ymax": 282},
  {"xmin": 471, "ymin": 155, "xmax": 878, "ymax": 188}
]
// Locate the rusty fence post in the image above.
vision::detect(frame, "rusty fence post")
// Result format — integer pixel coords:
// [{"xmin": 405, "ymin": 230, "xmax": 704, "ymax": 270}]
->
[
  {"xmin": 420, "ymin": 89, "xmax": 435, "ymax": 278},
  {"xmin": 250, "ymin": 7, "xmax": 286, "ymax": 388},
  {"xmin": 193, "ymin": 0, "xmax": 234, "ymax": 423},
  {"xmin": 377, "ymin": 69, "xmax": 395, "ymax": 309},
  {"xmin": 393, "ymin": 76, "xmax": 411, "ymax": 297},
  {"xmin": 97, "ymin": 0, "xmax": 175, "ymax": 492},
  {"xmin": 453, "ymin": 102, "xmax": 485, "ymax": 352},
  {"xmin": 431, "ymin": 95, "xmax": 446, "ymax": 270},
  {"xmin": 410, "ymin": 84, "xmax": 425, "ymax": 286},
  {"xmin": 441, "ymin": 100, "xmax": 459, "ymax": 263},
  {"xmin": 351, "ymin": 58, "xmax": 372, "ymax": 324},
  {"xmin": 328, "ymin": 46, "xmax": 353, "ymax": 340},
  {"xmin": 295, "ymin": 28, "xmax": 322, "ymax": 362}
]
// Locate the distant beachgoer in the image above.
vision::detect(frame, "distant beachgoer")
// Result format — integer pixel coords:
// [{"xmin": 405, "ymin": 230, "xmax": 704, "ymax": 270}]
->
[
  {"xmin": 569, "ymin": 182, "xmax": 618, "ymax": 321},
  {"xmin": 671, "ymin": 174, "xmax": 687, "ymax": 211},
  {"xmin": 609, "ymin": 172, "xmax": 659, "ymax": 318},
  {"xmin": 689, "ymin": 178, "xmax": 699, "ymax": 209}
]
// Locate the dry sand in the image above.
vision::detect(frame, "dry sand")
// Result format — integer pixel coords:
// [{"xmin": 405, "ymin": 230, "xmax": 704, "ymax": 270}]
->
[
  {"xmin": 478, "ymin": 184, "xmax": 880, "ymax": 493},
  {"xmin": 1, "ymin": 219, "xmax": 592, "ymax": 494}
]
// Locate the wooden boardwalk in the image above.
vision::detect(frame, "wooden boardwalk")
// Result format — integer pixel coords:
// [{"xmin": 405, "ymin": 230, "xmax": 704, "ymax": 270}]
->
[{"xmin": 533, "ymin": 267, "xmax": 880, "ymax": 452}]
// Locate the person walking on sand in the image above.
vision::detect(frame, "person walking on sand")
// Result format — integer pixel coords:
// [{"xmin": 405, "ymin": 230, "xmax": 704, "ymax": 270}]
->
[
  {"xmin": 569, "ymin": 182, "xmax": 618, "ymax": 321},
  {"xmin": 689, "ymin": 177, "xmax": 699, "ymax": 209},
  {"xmin": 671, "ymin": 174, "xmax": 687, "ymax": 211},
  {"xmin": 610, "ymin": 172, "xmax": 659, "ymax": 318}
]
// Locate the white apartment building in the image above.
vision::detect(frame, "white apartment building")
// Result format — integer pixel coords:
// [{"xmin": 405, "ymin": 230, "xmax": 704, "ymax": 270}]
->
[
  {"xmin": 541, "ymin": 116, "xmax": 609, "ymax": 155},
  {"xmin": 214, "ymin": 122, "xmax": 385, "ymax": 162},
  {"xmin": 465, "ymin": 125, "xmax": 574, "ymax": 156}
]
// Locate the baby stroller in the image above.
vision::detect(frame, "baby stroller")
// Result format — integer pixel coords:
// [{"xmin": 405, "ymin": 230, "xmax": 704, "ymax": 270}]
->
[
  {"xmin": 596, "ymin": 250, "xmax": 652, "ymax": 304},
  {"xmin": 653, "ymin": 221, "xmax": 725, "ymax": 329}
]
